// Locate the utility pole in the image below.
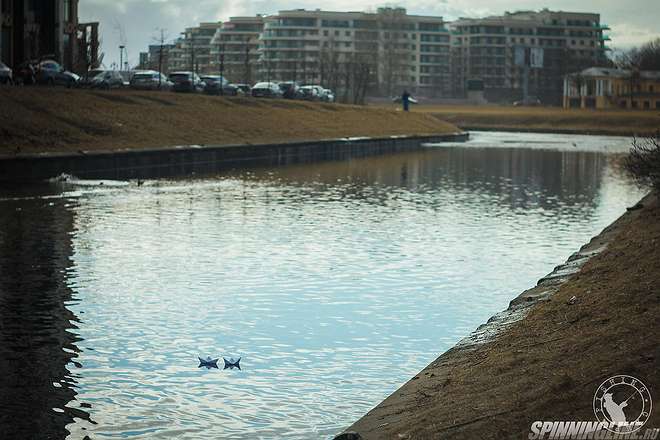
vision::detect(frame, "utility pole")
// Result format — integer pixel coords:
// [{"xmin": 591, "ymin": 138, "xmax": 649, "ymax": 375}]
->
[
  {"xmin": 523, "ymin": 64, "xmax": 529, "ymax": 104},
  {"xmin": 188, "ymin": 32, "xmax": 195, "ymax": 74},
  {"xmin": 119, "ymin": 45, "xmax": 125, "ymax": 71},
  {"xmin": 218, "ymin": 42, "xmax": 225, "ymax": 95},
  {"xmin": 244, "ymin": 37, "xmax": 250, "ymax": 85},
  {"xmin": 152, "ymin": 28, "xmax": 168, "ymax": 89}
]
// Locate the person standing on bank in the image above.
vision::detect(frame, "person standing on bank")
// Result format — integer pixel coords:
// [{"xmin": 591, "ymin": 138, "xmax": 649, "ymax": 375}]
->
[{"xmin": 402, "ymin": 90, "xmax": 411, "ymax": 112}]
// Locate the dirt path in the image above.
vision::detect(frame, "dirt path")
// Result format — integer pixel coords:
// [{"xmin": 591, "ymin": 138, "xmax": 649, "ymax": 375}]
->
[
  {"xmin": 344, "ymin": 192, "xmax": 659, "ymax": 439},
  {"xmin": 0, "ymin": 88, "xmax": 457, "ymax": 155}
]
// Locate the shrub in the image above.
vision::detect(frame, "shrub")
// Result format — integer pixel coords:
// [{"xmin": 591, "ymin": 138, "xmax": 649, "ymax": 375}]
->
[{"xmin": 625, "ymin": 134, "xmax": 660, "ymax": 191}]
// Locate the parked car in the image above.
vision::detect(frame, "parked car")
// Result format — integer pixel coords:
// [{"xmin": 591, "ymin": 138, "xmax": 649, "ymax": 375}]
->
[
  {"xmin": 79, "ymin": 68, "xmax": 105, "ymax": 87},
  {"xmin": 323, "ymin": 89, "xmax": 335, "ymax": 102},
  {"xmin": 278, "ymin": 81, "xmax": 303, "ymax": 99},
  {"xmin": 299, "ymin": 85, "xmax": 321, "ymax": 101},
  {"xmin": 229, "ymin": 84, "xmax": 246, "ymax": 95},
  {"xmin": 130, "ymin": 70, "xmax": 172, "ymax": 90},
  {"xmin": 35, "ymin": 60, "xmax": 79, "ymax": 87},
  {"xmin": 90, "ymin": 70, "xmax": 125, "ymax": 89},
  {"xmin": 0, "ymin": 61, "xmax": 12, "ymax": 84},
  {"xmin": 14, "ymin": 61, "xmax": 36, "ymax": 85},
  {"xmin": 309, "ymin": 85, "xmax": 327, "ymax": 100},
  {"xmin": 169, "ymin": 71, "xmax": 205, "ymax": 93},
  {"xmin": 200, "ymin": 75, "xmax": 239, "ymax": 95},
  {"xmin": 251, "ymin": 82, "xmax": 283, "ymax": 98},
  {"xmin": 234, "ymin": 83, "xmax": 251, "ymax": 95}
]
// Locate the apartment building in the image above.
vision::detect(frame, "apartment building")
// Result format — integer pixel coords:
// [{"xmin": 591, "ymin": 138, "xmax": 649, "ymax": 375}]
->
[
  {"xmin": 138, "ymin": 43, "xmax": 174, "ymax": 72},
  {"xmin": 167, "ymin": 22, "xmax": 221, "ymax": 73},
  {"xmin": 140, "ymin": 7, "xmax": 615, "ymax": 102},
  {"xmin": 259, "ymin": 8, "xmax": 450, "ymax": 96},
  {"xmin": 209, "ymin": 16, "xmax": 264, "ymax": 84},
  {"xmin": 450, "ymin": 9, "xmax": 610, "ymax": 104}
]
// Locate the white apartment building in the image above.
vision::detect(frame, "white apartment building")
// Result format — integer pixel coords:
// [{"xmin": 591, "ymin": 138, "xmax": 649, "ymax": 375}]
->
[
  {"xmin": 209, "ymin": 16, "xmax": 264, "ymax": 84},
  {"xmin": 259, "ymin": 8, "xmax": 451, "ymax": 97},
  {"xmin": 450, "ymin": 9, "xmax": 610, "ymax": 104},
  {"xmin": 168, "ymin": 22, "xmax": 222, "ymax": 73},
  {"xmin": 145, "ymin": 7, "xmax": 614, "ymax": 102}
]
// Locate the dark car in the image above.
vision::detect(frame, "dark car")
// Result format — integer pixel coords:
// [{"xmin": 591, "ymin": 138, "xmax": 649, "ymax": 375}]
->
[
  {"xmin": 79, "ymin": 68, "xmax": 105, "ymax": 87},
  {"xmin": 35, "ymin": 60, "xmax": 80, "ymax": 87},
  {"xmin": 14, "ymin": 61, "xmax": 36, "ymax": 85},
  {"xmin": 169, "ymin": 71, "xmax": 204, "ymax": 93},
  {"xmin": 234, "ymin": 83, "xmax": 251, "ymax": 95},
  {"xmin": 278, "ymin": 81, "xmax": 303, "ymax": 99},
  {"xmin": 251, "ymin": 82, "xmax": 282, "ymax": 98},
  {"xmin": 130, "ymin": 70, "xmax": 172, "ymax": 90},
  {"xmin": 0, "ymin": 61, "xmax": 12, "ymax": 84},
  {"xmin": 200, "ymin": 75, "xmax": 239, "ymax": 96},
  {"xmin": 90, "ymin": 70, "xmax": 125, "ymax": 90}
]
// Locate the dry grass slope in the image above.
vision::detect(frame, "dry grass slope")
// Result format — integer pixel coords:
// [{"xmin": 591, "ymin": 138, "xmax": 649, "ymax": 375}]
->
[
  {"xmin": 377, "ymin": 103, "xmax": 660, "ymax": 136},
  {"xmin": 0, "ymin": 88, "xmax": 458, "ymax": 155}
]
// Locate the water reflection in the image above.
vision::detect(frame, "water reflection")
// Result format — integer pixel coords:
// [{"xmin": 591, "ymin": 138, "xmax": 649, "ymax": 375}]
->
[
  {"xmin": 0, "ymin": 134, "xmax": 645, "ymax": 439},
  {"xmin": 0, "ymin": 196, "xmax": 90, "ymax": 438}
]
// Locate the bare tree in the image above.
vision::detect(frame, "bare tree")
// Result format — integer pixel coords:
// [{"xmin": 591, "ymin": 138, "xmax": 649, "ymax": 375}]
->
[
  {"xmin": 625, "ymin": 133, "xmax": 660, "ymax": 191},
  {"xmin": 377, "ymin": 7, "xmax": 413, "ymax": 97},
  {"xmin": 616, "ymin": 38, "xmax": 660, "ymax": 71},
  {"xmin": 152, "ymin": 28, "xmax": 169, "ymax": 87}
]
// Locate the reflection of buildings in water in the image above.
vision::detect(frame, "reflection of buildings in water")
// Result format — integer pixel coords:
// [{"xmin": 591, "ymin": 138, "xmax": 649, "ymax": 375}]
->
[
  {"xmin": 231, "ymin": 147, "xmax": 608, "ymax": 212},
  {"xmin": 0, "ymin": 197, "xmax": 89, "ymax": 438}
]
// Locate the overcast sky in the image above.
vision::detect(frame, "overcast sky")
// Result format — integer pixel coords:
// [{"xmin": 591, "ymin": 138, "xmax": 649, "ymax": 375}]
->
[{"xmin": 80, "ymin": 0, "xmax": 660, "ymax": 69}]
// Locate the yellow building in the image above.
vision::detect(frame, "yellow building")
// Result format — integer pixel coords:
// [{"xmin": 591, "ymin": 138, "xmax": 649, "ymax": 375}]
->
[{"xmin": 563, "ymin": 67, "xmax": 660, "ymax": 110}]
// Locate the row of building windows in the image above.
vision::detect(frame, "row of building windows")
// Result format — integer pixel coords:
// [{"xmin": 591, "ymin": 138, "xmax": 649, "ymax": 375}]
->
[
  {"xmin": 420, "ymin": 34, "xmax": 449, "ymax": 42},
  {"xmin": 469, "ymin": 47, "xmax": 506, "ymax": 55},
  {"xmin": 420, "ymin": 55, "xmax": 448, "ymax": 63},
  {"xmin": 420, "ymin": 65, "xmax": 449, "ymax": 73},
  {"xmin": 420, "ymin": 45, "xmax": 449, "ymax": 53},
  {"xmin": 268, "ymin": 18, "xmax": 446, "ymax": 31},
  {"xmin": 469, "ymin": 37, "xmax": 507, "ymax": 45},
  {"xmin": 627, "ymin": 100, "xmax": 660, "ymax": 109},
  {"xmin": 469, "ymin": 67, "xmax": 505, "ymax": 75},
  {"xmin": 457, "ymin": 25, "xmax": 601, "ymax": 36},
  {"xmin": 219, "ymin": 34, "xmax": 256, "ymax": 42},
  {"xmin": 468, "ymin": 57, "xmax": 506, "ymax": 66},
  {"xmin": 264, "ymin": 29, "xmax": 318, "ymax": 37}
]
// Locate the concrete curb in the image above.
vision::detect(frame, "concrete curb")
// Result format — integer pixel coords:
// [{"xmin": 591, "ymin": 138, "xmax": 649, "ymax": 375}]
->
[{"xmin": 0, "ymin": 132, "xmax": 468, "ymax": 183}]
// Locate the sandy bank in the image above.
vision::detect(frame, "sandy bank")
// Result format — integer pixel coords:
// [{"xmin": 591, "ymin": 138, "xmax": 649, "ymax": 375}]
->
[
  {"xmin": 377, "ymin": 104, "xmax": 660, "ymax": 137},
  {"xmin": 342, "ymin": 191, "xmax": 660, "ymax": 439},
  {"xmin": 0, "ymin": 88, "xmax": 457, "ymax": 155}
]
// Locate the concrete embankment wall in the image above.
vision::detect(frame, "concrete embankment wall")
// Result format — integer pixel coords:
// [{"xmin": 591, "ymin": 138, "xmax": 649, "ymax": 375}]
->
[{"xmin": 0, "ymin": 133, "xmax": 468, "ymax": 183}]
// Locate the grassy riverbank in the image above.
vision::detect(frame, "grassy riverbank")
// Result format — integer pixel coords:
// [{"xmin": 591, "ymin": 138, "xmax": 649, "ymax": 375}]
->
[
  {"xmin": 0, "ymin": 88, "xmax": 458, "ymax": 155},
  {"xmin": 346, "ymin": 191, "xmax": 660, "ymax": 439},
  {"xmin": 378, "ymin": 103, "xmax": 660, "ymax": 136}
]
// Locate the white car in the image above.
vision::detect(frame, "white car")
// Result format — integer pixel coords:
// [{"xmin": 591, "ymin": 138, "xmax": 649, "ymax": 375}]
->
[
  {"xmin": 323, "ymin": 89, "xmax": 335, "ymax": 102},
  {"xmin": 0, "ymin": 61, "xmax": 13, "ymax": 84},
  {"xmin": 300, "ymin": 85, "xmax": 321, "ymax": 101}
]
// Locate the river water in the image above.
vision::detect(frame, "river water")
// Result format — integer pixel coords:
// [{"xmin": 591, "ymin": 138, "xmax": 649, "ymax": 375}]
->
[{"xmin": 0, "ymin": 132, "xmax": 646, "ymax": 439}]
